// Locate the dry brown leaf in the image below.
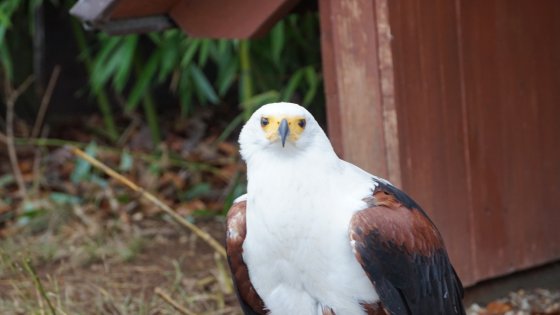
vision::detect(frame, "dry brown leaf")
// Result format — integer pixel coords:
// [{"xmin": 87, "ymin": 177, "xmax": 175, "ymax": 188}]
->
[
  {"xmin": 160, "ymin": 171, "xmax": 186, "ymax": 190},
  {"xmin": 486, "ymin": 301, "xmax": 513, "ymax": 314}
]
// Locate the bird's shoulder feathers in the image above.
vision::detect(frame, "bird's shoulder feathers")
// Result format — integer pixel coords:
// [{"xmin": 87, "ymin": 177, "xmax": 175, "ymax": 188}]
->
[
  {"xmin": 349, "ymin": 180, "xmax": 466, "ymax": 315},
  {"xmin": 226, "ymin": 199, "xmax": 266, "ymax": 315}
]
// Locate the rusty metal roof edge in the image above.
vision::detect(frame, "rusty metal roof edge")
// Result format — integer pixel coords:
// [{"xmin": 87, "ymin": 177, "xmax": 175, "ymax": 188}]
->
[{"xmin": 69, "ymin": 0, "xmax": 120, "ymax": 24}]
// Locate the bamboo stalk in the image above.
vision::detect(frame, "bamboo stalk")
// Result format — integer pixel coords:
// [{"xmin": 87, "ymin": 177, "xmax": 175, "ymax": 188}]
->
[
  {"xmin": 239, "ymin": 40, "xmax": 253, "ymax": 120},
  {"xmin": 141, "ymin": 92, "xmax": 161, "ymax": 145},
  {"xmin": 69, "ymin": 146, "xmax": 227, "ymax": 258}
]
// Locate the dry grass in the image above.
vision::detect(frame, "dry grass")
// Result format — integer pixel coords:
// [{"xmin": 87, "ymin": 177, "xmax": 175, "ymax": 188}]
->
[
  {"xmin": 0, "ymin": 216, "xmax": 241, "ymax": 315},
  {"xmin": 0, "ymin": 108, "xmax": 248, "ymax": 314}
]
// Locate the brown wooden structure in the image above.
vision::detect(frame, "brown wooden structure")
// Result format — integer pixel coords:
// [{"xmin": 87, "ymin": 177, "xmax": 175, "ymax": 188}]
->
[
  {"xmin": 70, "ymin": 0, "xmax": 301, "ymax": 37},
  {"xmin": 71, "ymin": 0, "xmax": 560, "ymax": 286}
]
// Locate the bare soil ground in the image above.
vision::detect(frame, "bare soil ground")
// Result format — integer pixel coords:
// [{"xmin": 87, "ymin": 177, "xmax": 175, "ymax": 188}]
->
[{"xmin": 0, "ymin": 218, "xmax": 240, "ymax": 315}]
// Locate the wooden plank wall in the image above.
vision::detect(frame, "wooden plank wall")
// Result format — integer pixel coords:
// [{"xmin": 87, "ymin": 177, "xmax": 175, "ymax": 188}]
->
[
  {"xmin": 386, "ymin": 0, "xmax": 560, "ymax": 285},
  {"xmin": 319, "ymin": 0, "xmax": 392, "ymax": 181},
  {"xmin": 387, "ymin": 0, "xmax": 476, "ymax": 284},
  {"xmin": 459, "ymin": 0, "xmax": 560, "ymax": 282}
]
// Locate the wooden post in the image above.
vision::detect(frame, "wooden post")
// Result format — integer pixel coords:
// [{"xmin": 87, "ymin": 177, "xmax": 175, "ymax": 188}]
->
[{"xmin": 319, "ymin": 0, "xmax": 401, "ymax": 185}]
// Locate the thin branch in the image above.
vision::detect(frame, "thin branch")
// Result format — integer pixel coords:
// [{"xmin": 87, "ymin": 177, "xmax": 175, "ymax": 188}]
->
[
  {"xmin": 32, "ymin": 66, "xmax": 60, "ymax": 138},
  {"xmin": 32, "ymin": 126, "xmax": 49, "ymax": 193},
  {"xmin": 154, "ymin": 287, "xmax": 198, "ymax": 315},
  {"xmin": 68, "ymin": 146, "xmax": 227, "ymax": 258},
  {"xmin": 4, "ymin": 75, "xmax": 35, "ymax": 199}
]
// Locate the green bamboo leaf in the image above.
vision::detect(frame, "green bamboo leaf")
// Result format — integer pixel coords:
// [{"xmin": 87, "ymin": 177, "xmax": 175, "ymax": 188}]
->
[
  {"xmin": 127, "ymin": 51, "xmax": 161, "ymax": 111},
  {"xmin": 189, "ymin": 64, "xmax": 219, "ymax": 104},
  {"xmin": 216, "ymin": 39, "xmax": 230, "ymax": 58},
  {"xmin": 158, "ymin": 54, "xmax": 177, "ymax": 84},
  {"xmin": 27, "ymin": 0, "xmax": 42, "ymax": 32},
  {"xmin": 112, "ymin": 35, "xmax": 138, "ymax": 92},
  {"xmin": 180, "ymin": 39, "xmax": 200, "ymax": 67},
  {"xmin": 270, "ymin": 20, "xmax": 285, "ymax": 65},
  {"xmin": 241, "ymin": 90, "xmax": 280, "ymax": 116},
  {"xmin": 209, "ymin": 40, "xmax": 225, "ymax": 65},
  {"xmin": 0, "ymin": 43, "xmax": 13, "ymax": 80},
  {"xmin": 0, "ymin": 12, "xmax": 11, "ymax": 30},
  {"xmin": 178, "ymin": 70, "xmax": 193, "ymax": 116},
  {"xmin": 281, "ymin": 68, "xmax": 304, "ymax": 101},
  {"xmin": 303, "ymin": 66, "xmax": 320, "ymax": 106},
  {"xmin": 158, "ymin": 42, "xmax": 179, "ymax": 83},
  {"xmin": 147, "ymin": 31, "xmax": 161, "ymax": 45},
  {"xmin": 238, "ymin": 40, "xmax": 252, "ymax": 103},
  {"xmin": 198, "ymin": 39, "xmax": 210, "ymax": 66},
  {"xmin": 217, "ymin": 60, "xmax": 238, "ymax": 97},
  {"xmin": 90, "ymin": 36, "xmax": 121, "ymax": 92},
  {"xmin": 142, "ymin": 92, "xmax": 161, "ymax": 144}
]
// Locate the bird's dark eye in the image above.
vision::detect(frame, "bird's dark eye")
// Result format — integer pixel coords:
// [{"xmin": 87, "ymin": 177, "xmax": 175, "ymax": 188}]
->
[
  {"xmin": 261, "ymin": 117, "xmax": 269, "ymax": 127},
  {"xmin": 298, "ymin": 119, "xmax": 306, "ymax": 128}
]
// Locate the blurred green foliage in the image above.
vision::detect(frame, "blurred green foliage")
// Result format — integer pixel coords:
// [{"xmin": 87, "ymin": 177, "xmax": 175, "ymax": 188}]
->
[
  {"xmin": 0, "ymin": 0, "xmax": 323, "ymax": 144},
  {"xmin": 0, "ymin": 0, "xmax": 40, "ymax": 81}
]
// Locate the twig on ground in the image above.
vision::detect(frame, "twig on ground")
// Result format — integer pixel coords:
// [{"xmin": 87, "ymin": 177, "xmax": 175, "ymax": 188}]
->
[
  {"xmin": 29, "ymin": 66, "xmax": 60, "ymax": 194},
  {"xmin": 155, "ymin": 287, "xmax": 198, "ymax": 315},
  {"xmin": 68, "ymin": 146, "xmax": 227, "ymax": 258},
  {"xmin": 22, "ymin": 258, "xmax": 57, "ymax": 315},
  {"xmin": 32, "ymin": 66, "xmax": 61, "ymax": 138},
  {"xmin": 4, "ymin": 75, "xmax": 35, "ymax": 199}
]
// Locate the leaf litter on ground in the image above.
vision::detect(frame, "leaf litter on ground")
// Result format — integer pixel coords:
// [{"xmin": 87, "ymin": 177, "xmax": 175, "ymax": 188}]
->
[{"xmin": 0, "ymin": 110, "xmax": 245, "ymax": 314}]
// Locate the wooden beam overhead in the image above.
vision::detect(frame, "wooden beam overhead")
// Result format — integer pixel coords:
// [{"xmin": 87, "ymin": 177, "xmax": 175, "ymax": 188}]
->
[
  {"xmin": 70, "ymin": 0, "xmax": 302, "ymax": 38},
  {"xmin": 170, "ymin": 0, "xmax": 301, "ymax": 39}
]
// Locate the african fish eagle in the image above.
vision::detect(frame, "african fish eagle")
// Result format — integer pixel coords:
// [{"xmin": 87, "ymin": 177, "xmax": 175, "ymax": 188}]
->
[{"xmin": 226, "ymin": 102, "xmax": 465, "ymax": 315}]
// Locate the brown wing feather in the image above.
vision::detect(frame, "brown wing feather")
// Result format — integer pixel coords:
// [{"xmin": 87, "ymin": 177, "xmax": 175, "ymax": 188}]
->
[
  {"xmin": 356, "ymin": 189, "xmax": 443, "ymax": 256},
  {"xmin": 226, "ymin": 200, "xmax": 267, "ymax": 315},
  {"xmin": 350, "ymin": 181, "xmax": 465, "ymax": 315}
]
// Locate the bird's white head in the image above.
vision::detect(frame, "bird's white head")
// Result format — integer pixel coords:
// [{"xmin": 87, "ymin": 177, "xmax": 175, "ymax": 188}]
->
[{"xmin": 238, "ymin": 102, "xmax": 334, "ymax": 162}]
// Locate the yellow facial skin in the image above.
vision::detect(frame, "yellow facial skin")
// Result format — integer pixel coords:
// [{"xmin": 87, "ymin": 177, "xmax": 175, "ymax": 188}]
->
[{"xmin": 261, "ymin": 115, "xmax": 306, "ymax": 144}]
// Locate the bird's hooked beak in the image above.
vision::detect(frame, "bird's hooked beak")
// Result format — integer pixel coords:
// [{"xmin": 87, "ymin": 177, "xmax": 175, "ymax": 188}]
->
[{"xmin": 278, "ymin": 119, "xmax": 290, "ymax": 147}]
